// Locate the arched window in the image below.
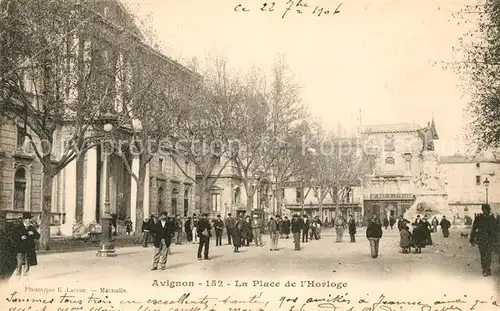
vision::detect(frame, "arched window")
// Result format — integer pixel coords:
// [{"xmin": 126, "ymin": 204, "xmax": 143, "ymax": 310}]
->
[
  {"xmin": 171, "ymin": 188, "xmax": 178, "ymax": 215},
  {"xmin": 14, "ymin": 167, "xmax": 28, "ymax": 210},
  {"xmin": 385, "ymin": 157, "xmax": 395, "ymax": 165},
  {"xmin": 234, "ymin": 187, "xmax": 241, "ymax": 204},
  {"xmin": 157, "ymin": 187, "xmax": 164, "ymax": 213}
]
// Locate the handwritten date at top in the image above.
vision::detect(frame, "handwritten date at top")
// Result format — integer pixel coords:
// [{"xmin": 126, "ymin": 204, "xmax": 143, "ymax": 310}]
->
[{"xmin": 234, "ymin": 1, "xmax": 343, "ymax": 18}]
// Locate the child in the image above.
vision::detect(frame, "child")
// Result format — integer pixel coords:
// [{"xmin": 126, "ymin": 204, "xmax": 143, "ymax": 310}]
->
[{"xmin": 399, "ymin": 225, "xmax": 411, "ymax": 253}]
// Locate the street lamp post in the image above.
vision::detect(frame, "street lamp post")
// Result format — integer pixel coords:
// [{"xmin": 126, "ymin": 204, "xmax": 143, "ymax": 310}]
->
[
  {"xmin": 97, "ymin": 111, "xmax": 117, "ymax": 257},
  {"xmin": 483, "ymin": 177, "xmax": 490, "ymax": 204}
]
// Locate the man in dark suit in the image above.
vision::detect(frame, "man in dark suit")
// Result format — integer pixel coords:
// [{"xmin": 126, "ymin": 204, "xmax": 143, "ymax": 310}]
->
[
  {"xmin": 470, "ymin": 204, "xmax": 499, "ymax": 277},
  {"xmin": 291, "ymin": 214, "xmax": 303, "ymax": 251},
  {"xmin": 0, "ymin": 212, "xmax": 18, "ymax": 284},
  {"xmin": 302, "ymin": 214, "xmax": 310, "ymax": 243},
  {"xmin": 213, "ymin": 215, "xmax": 224, "ymax": 246},
  {"xmin": 197, "ymin": 213, "xmax": 212, "ymax": 260},
  {"xmin": 224, "ymin": 213, "xmax": 236, "ymax": 245},
  {"xmin": 15, "ymin": 212, "xmax": 40, "ymax": 277},
  {"xmin": 150, "ymin": 212, "xmax": 172, "ymax": 270}
]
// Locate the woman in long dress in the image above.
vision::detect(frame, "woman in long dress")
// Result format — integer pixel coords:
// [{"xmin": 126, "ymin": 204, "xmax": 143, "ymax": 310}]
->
[{"xmin": 232, "ymin": 219, "xmax": 242, "ymax": 252}]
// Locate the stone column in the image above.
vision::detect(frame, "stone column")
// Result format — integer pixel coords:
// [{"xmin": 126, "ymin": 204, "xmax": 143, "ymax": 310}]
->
[
  {"xmin": 61, "ymin": 160, "xmax": 77, "ymax": 236},
  {"xmin": 130, "ymin": 157, "xmax": 139, "ymax": 228},
  {"xmin": 144, "ymin": 163, "xmax": 150, "ymax": 217},
  {"xmin": 83, "ymin": 148, "xmax": 97, "ymax": 224}
]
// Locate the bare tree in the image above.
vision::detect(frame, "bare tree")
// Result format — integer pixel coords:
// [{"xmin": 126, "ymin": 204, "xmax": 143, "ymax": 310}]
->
[
  {"xmin": 0, "ymin": 0, "xmax": 142, "ymax": 249},
  {"xmin": 173, "ymin": 55, "xmax": 242, "ymax": 214},
  {"xmin": 114, "ymin": 45, "xmax": 202, "ymax": 237},
  {"xmin": 449, "ymin": 1, "xmax": 500, "ymax": 151},
  {"xmin": 266, "ymin": 54, "xmax": 308, "ymax": 213}
]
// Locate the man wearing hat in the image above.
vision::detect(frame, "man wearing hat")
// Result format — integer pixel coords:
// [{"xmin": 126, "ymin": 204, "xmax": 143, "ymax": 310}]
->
[
  {"xmin": 291, "ymin": 214, "xmax": 303, "ymax": 251},
  {"xmin": 470, "ymin": 204, "xmax": 499, "ymax": 276},
  {"xmin": 197, "ymin": 213, "xmax": 212, "ymax": 260},
  {"xmin": 15, "ymin": 212, "xmax": 40, "ymax": 277},
  {"xmin": 251, "ymin": 214, "xmax": 263, "ymax": 247},
  {"xmin": 224, "ymin": 213, "xmax": 236, "ymax": 245},
  {"xmin": 150, "ymin": 211, "xmax": 173, "ymax": 270}
]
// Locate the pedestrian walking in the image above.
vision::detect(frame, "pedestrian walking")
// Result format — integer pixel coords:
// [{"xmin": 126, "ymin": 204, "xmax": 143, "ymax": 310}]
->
[
  {"xmin": 302, "ymin": 215, "xmax": 310, "ymax": 243},
  {"xmin": 383, "ymin": 217, "xmax": 389, "ymax": 230},
  {"xmin": 334, "ymin": 214, "xmax": 346, "ymax": 243},
  {"xmin": 213, "ymin": 214, "xmax": 224, "ymax": 246},
  {"xmin": 440, "ymin": 216, "xmax": 451, "ymax": 238},
  {"xmin": 400, "ymin": 224, "xmax": 412, "ymax": 253},
  {"xmin": 150, "ymin": 212, "xmax": 172, "ymax": 270},
  {"xmin": 268, "ymin": 216, "xmax": 279, "ymax": 251},
  {"xmin": 242, "ymin": 216, "xmax": 251, "ymax": 246},
  {"xmin": 141, "ymin": 217, "xmax": 151, "ymax": 247},
  {"xmin": 232, "ymin": 218, "xmax": 242, "ymax": 253},
  {"xmin": 125, "ymin": 217, "xmax": 133, "ymax": 235},
  {"xmin": 192, "ymin": 214, "xmax": 199, "ymax": 244},
  {"xmin": 281, "ymin": 216, "xmax": 291, "ymax": 239},
  {"xmin": 411, "ymin": 222, "xmax": 426, "ymax": 253},
  {"xmin": 184, "ymin": 217, "xmax": 193, "ymax": 242},
  {"xmin": 422, "ymin": 218, "xmax": 433, "ymax": 246},
  {"xmin": 366, "ymin": 215, "xmax": 383, "ymax": 258},
  {"xmin": 174, "ymin": 215, "xmax": 182, "ymax": 245},
  {"xmin": 470, "ymin": 204, "xmax": 499, "ymax": 277},
  {"xmin": 224, "ymin": 213, "xmax": 236, "ymax": 245},
  {"xmin": 348, "ymin": 215, "xmax": 356, "ymax": 242},
  {"xmin": 197, "ymin": 213, "xmax": 212, "ymax": 260},
  {"xmin": 251, "ymin": 214, "xmax": 263, "ymax": 247},
  {"xmin": 14, "ymin": 213, "xmax": 40, "ymax": 278},
  {"xmin": 148, "ymin": 215, "xmax": 156, "ymax": 243},
  {"xmin": 431, "ymin": 216, "xmax": 439, "ymax": 233},
  {"xmin": 291, "ymin": 214, "xmax": 303, "ymax": 251},
  {"xmin": 166, "ymin": 215, "xmax": 176, "ymax": 255},
  {"xmin": 0, "ymin": 213, "xmax": 18, "ymax": 284},
  {"xmin": 389, "ymin": 215, "xmax": 396, "ymax": 230}
]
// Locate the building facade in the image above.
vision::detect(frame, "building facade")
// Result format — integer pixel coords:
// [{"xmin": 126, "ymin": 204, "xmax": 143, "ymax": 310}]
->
[
  {"xmin": 360, "ymin": 121, "xmax": 438, "ymax": 221},
  {"xmin": 440, "ymin": 153, "xmax": 500, "ymax": 218},
  {"xmin": 0, "ymin": 0, "xmax": 198, "ymax": 235}
]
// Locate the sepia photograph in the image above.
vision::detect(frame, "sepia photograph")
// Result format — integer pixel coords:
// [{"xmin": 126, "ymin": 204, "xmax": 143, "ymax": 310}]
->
[{"xmin": 0, "ymin": 0, "xmax": 499, "ymax": 310}]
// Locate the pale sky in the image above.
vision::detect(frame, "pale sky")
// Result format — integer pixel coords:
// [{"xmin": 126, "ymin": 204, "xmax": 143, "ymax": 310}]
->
[{"xmin": 123, "ymin": 0, "xmax": 475, "ymax": 155}]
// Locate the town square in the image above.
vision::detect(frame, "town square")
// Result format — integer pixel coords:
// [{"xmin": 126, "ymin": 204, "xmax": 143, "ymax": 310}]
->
[{"xmin": 1, "ymin": 0, "xmax": 500, "ymax": 308}]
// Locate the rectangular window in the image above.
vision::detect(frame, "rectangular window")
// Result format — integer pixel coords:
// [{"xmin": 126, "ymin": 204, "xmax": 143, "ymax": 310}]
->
[
  {"xmin": 184, "ymin": 161, "xmax": 189, "ymax": 175},
  {"xmin": 16, "ymin": 126, "xmax": 25, "ymax": 150},
  {"xmin": 211, "ymin": 193, "xmax": 220, "ymax": 212},
  {"xmin": 171, "ymin": 157, "xmax": 176, "ymax": 176},
  {"xmin": 214, "ymin": 157, "xmax": 221, "ymax": 165},
  {"xmin": 296, "ymin": 189, "xmax": 302, "ymax": 203},
  {"xmin": 159, "ymin": 158, "xmax": 164, "ymax": 172},
  {"xmin": 476, "ymin": 163, "xmax": 480, "ymax": 168},
  {"xmin": 475, "ymin": 176, "xmax": 481, "ymax": 186}
]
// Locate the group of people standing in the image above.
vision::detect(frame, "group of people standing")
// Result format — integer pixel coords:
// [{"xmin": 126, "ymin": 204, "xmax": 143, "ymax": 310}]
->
[
  {"xmin": 0, "ymin": 212, "xmax": 40, "ymax": 282},
  {"xmin": 398, "ymin": 215, "xmax": 451, "ymax": 254}
]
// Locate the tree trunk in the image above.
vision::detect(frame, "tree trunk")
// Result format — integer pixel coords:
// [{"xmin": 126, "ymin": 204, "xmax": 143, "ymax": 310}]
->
[
  {"xmin": 134, "ymin": 161, "xmax": 147, "ymax": 238},
  {"xmin": 318, "ymin": 196, "xmax": 324, "ymax": 222},
  {"xmin": 246, "ymin": 192, "xmax": 254, "ymax": 214},
  {"xmin": 199, "ymin": 178, "xmax": 211, "ymax": 214},
  {"xmin": 275, "ymin": 182, "xmax": 283, "ymax": 215},
  {"xmin": 39, "ymin": 165, "xmax": 53, "ymax": 251}
]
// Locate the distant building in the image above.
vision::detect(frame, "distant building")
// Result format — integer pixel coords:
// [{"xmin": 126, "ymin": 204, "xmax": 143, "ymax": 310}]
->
[
  {"xmin": 360, "ymin": 120, "xmax": 438, "ymax": 221},
  {"xmin": 440, "ymin": 153, "xmax": 500, "ymax": 218}
]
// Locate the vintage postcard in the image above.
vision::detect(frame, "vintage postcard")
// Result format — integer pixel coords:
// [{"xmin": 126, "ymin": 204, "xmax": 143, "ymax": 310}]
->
[{"xmin": 0, "ymin": 0, "xmax": 499, "ymax": 310}]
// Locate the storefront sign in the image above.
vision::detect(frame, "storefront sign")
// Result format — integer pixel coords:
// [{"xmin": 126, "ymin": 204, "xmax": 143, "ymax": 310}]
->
[{"xmin": 370, "ymin": 193, "xmax": 414, "ymax": 200}]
